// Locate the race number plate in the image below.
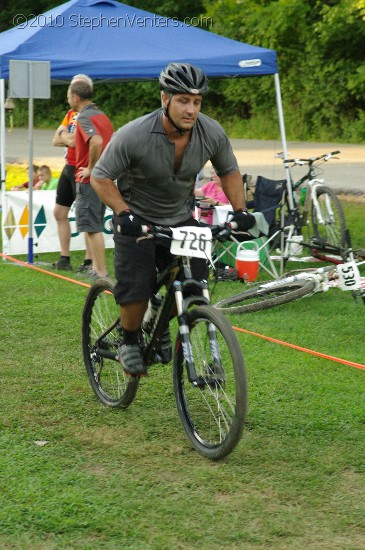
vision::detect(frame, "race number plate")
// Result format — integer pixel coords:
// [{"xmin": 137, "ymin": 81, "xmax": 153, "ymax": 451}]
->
[
  {"xmin": 336, "ymin": 261, "xmax": 362, "ymax": 291},
  {"xmin": 170, "ymin": 226, "xmax": 212, "ymax": 262}
]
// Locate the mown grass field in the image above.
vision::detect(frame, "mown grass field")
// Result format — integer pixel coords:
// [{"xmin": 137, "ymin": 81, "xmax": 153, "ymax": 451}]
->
[{"xmin": 0, "ymin": 201, "xmax": 364, "ymax": 549}]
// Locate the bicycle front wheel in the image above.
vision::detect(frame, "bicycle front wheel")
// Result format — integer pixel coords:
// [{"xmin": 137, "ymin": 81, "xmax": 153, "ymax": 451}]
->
[
  {"xmin": 173, "ymin": 305, "xmax": 247, "ymax": 460},
  {"xmin": 82, "ymin": 277, "xmax": 139, "ymax": 408},
  {"xmin": 311, "ymin": 185, "xmax": 347, "ymax": 257},
  {"xmin": 214, "ymin": 279, "xmax": 316, "ymax": 314}
]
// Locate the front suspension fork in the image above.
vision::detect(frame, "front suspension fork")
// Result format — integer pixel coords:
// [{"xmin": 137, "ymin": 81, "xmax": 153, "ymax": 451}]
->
[{"xmin": 174, "ymin": 281, "xmax": 221, "ymax": 386}]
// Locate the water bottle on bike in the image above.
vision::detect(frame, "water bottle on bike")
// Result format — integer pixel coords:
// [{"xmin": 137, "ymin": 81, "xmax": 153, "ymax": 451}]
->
[
  {"xmin": 142, "ymin": 293, "xmax": 163, "ymax": 334},
  {"xmin": 142, "ymin": 293, "xmax": 172, "ymax": 364}
]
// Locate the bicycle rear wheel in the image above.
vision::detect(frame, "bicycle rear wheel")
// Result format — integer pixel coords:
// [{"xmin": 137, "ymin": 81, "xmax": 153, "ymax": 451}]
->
[
  {"xmin": 173, "ymin": 305, "xmax": 247, "ymax": 460},
  {"xmin": 214, "ymin": 279, "xmax": 316, "ymax": 314},
  {"xmin": 82, "ymin": 277, "xmax": 139, "ymax": 408},
  {"xmin": 311, "ymin": 185, "xmax": 347, "ymax": 258}
]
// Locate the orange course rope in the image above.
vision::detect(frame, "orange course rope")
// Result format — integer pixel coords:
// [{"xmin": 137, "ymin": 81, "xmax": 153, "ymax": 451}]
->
[
  {"xmin": 2, "ymin": 252, "xmax": 364, "ymax": 371},
  {"xmin": 0, "ymin": 252, "xmax": 91, "ymax": 289},
  {"xmin": 233, "ymin": 325, "xmax": 365, "ymax": 371}
]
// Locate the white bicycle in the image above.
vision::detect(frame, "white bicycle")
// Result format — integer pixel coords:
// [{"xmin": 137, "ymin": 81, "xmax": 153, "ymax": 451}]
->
[
  {"xmin": 270, "ymin": 151, "xmax": 351, "ymax": 270},
  {"xmin": 214, "ymin": 260, "xmax": 365, "ymax": 314}
]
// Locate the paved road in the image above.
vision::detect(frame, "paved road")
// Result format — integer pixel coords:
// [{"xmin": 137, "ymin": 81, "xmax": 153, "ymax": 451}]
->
[{"xmin": 4, "ymin": 128, "xmax": 365, "ymax": 194}]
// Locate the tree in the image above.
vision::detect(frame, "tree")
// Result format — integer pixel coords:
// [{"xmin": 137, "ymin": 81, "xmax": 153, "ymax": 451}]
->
[
  {"xmin": 1, "ymin": 0, "xmax": 365, "ymax": 141},
  {"xmin": 0, "ymin": 0, "xmax": 59, "ymax": 32},
  {"xmin": 203, "ymin": 0, "xmax": 365, "ymax": 141}
]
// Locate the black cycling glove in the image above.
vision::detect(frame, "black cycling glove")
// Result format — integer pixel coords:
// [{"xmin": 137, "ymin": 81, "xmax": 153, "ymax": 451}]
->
[
  {"xmin": 232, "ymin": 209, "xmax": 256, "ymax": 232},
  {"xmin": 114, "ymin": 210, "xmax": 142, "ymax": 237}
]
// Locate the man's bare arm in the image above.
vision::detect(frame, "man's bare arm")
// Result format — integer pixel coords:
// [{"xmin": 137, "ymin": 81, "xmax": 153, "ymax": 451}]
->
[
  {"xmin": 77, "ymin": 135, "xmax": 103, "ymax": 182},
  {"xmin": 52, "ymin": 124, "xmax": 75, "ymax": 147},
  {"xmin": 52, "ymin": 124, "xmax": 67, "ymax": 146},
  {"xmin": 88, "ymin": 135, "xmax": 103, "ymax": 170},
  {"xmin": 220, "ymin": 170, "xmax": 247, "ymax": 211},
  {"xmin": 90, "ymin": 175, "xmax": 129, "ymax": 214}
]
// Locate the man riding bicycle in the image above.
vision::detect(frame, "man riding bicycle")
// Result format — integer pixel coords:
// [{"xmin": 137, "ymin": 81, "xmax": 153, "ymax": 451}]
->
[{"xmin": 91, "ymin": 62, "xmax": 255, "ymax": 376}]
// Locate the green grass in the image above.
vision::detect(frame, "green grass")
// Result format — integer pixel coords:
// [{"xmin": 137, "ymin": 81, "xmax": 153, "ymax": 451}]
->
[{"xmin": 1, "ymin": 201, "xmax": 365, "ymax": 549}]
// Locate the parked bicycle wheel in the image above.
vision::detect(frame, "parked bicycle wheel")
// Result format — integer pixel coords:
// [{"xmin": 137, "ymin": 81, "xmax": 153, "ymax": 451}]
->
[
  {"xmin": 311, "ymin": 185, "xmax": 347, "ymax": 257},
  {"xmin": 82, "ymin": 277, "xmax": 139, "ymax": 408},
  {"xmin": 173, "ymin": 305, "xmax": 247, "ymax": 460},
  {"xmin": 214, "ymin": 279, "xmax": 316, "ymax": 314}
]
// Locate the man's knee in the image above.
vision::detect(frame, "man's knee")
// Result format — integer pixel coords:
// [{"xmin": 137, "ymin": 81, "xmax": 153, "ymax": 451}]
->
[{"xmin": 54, "ymin": 204, "xmax": 69, "ymax": 222}]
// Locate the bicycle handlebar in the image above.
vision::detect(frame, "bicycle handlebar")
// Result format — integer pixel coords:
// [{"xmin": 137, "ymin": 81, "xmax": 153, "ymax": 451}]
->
[
  {"xmin": 283, "ymin": 150, "xmax": 340, "ymax": 165},
  {"xmin": 140, "ymin": 221, "xmax": 238, "ymax": 242}
]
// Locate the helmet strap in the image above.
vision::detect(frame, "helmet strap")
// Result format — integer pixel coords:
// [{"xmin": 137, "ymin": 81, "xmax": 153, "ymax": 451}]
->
[{"xmin": 164, "ymin": 95, "xmax": 186, "ymax": 136}]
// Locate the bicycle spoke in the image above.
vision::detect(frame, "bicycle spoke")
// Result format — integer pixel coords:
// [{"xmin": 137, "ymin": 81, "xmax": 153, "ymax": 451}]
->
[
  {"xmin": 174, "ymin": 305, "xmax": 246, "ymax": 460},
  {"xmin": 82, "ymin": 279, "xmax": 139, "ymax": 408},
  {"xmin": 311, "ymin": 186, "xmax": 347, "ymax": 257}
]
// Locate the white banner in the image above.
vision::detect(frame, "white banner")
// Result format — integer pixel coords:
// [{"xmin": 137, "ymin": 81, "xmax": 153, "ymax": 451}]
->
[{"xmin": 1, "ymin": 190, "xmax": 114, "ymax": 256}]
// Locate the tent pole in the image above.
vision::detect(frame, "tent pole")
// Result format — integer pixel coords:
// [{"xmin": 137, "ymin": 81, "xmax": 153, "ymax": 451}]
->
[
  {"xmin": 0, "ymin": 78, "xmax": 5, "ymax": 189},
  {"xmin": 274, "ymin": 72, "xmax": 294, "ymax": 210},
  {"xmin": 0, "ymin": 79, "xmax": 6, "ymax": 260},
  {"xmin": 27, "ymin": 64, "xmax": 34, "ymax": 264}
]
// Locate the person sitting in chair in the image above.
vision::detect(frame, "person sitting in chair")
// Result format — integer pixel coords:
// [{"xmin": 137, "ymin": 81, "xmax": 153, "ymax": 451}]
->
[{"xmin": 195, "ymin": 169, "xmax": 230, "ymax": 224}]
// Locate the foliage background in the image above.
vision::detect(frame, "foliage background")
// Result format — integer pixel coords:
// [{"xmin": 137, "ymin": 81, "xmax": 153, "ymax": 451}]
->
[{"xmin": 1, "ymin": 0, "xmax": 365, "ymax": 142}]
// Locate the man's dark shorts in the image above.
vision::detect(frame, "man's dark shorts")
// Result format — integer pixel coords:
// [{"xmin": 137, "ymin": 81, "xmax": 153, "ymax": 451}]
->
[
  {"xmin": 113, "ymin": 216, "xmax": 208, "ymax": 305},
  {"xmin": 55, "ymin": 164, "xmax": 76, "ymax": 207},
  {"xmin": 75, "ymin": 182, "xmax": 106, "ymax": 233}
]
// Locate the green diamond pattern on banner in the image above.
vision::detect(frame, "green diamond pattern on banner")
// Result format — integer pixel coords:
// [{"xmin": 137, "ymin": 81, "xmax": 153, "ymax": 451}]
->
[{"xmin": 34, "ymin": 206, "xmax": 47, "ymax": 237}]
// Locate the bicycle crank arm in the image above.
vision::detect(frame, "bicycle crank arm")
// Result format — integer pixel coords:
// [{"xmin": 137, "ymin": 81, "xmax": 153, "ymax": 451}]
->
[{"xmin": 96, "ymin": 347, "xmax": 119, "ymax": 361}]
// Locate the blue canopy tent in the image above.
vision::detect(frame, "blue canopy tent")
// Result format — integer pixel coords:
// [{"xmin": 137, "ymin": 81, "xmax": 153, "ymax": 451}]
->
[
  {"xmin": 0, "ymin": 0, "xmax": 290, "ymax": 258},
  {"xmin": 0, "ymin": 0, "xmax": 289, "ymax": 141},
  {"xmin": 0, "ymin": 0, "xmax": 278, "ymax": 81}
]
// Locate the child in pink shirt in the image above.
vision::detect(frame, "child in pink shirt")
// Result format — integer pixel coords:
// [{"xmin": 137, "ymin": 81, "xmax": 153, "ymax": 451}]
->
[{"xmin": 195, "ymin": 171, "xmax": 230, "ymax": 224}]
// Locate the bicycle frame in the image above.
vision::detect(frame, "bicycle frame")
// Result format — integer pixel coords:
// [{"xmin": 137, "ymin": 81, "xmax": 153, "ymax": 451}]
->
[
  {"xmin": 268, "ymin": 151, "xmax": 344, "ymax": 272},
  {"xmin": 141, "ymin": 251, "xmax": 214, "ymax": 386},
  {"xmin": 282, "ymin": 150, "xmax": 339, "ymax": 207},
  {"xmin": 262, "ymin": 265, "xmax": 336, "ymax": 294}
]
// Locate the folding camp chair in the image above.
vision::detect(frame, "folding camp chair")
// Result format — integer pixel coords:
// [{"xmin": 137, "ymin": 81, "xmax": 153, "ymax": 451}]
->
[
  {"xmin": 244, "ymin": 174, "xmax": 287, "ymax": 277},
  {"xmin": 245, "ymin": 174, "xmax": 286, "ymax": 229},
  {"xmin": 212, "ymin": 175, "xmax": 286, "ymax": 278}
]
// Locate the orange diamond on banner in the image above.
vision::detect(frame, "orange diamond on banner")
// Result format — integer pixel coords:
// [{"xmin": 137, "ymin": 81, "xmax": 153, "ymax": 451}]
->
[{"xmin": 19, "ymin": 206, "xmax": 29, "ymax": 238}]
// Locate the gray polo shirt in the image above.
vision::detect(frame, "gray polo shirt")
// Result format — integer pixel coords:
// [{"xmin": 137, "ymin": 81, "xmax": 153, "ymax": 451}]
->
[{"xmin": 92, "ymin": 108, "xmax": 239, "ymax": 225}]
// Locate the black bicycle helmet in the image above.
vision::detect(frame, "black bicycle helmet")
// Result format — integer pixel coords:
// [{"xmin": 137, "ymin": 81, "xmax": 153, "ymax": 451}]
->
[{"xmin": 159, "ymin": 63, "xmax": 209, "ymax": 95}]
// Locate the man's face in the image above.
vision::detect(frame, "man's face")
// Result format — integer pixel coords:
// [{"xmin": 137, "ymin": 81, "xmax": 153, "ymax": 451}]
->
[
  {"xmin": 164, "ymin": 93, "xmax": 202, "ymax": 131},
  {"xmin": 67, "ymin": 87, "xmax": 78, "ymax": 110}
]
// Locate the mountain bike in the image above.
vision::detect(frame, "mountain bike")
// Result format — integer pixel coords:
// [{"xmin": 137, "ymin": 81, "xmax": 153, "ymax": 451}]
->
[
  {"xmin": 82, "ymin": 222, "xmax": 247, "ymax": 460},
  {"xmin": 270, "ymin": 150, "xmax": 350, "ymax": 270},
  {"xmin": 214, "ymin": 259, "xmax": 365, "ymax": 314}
]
